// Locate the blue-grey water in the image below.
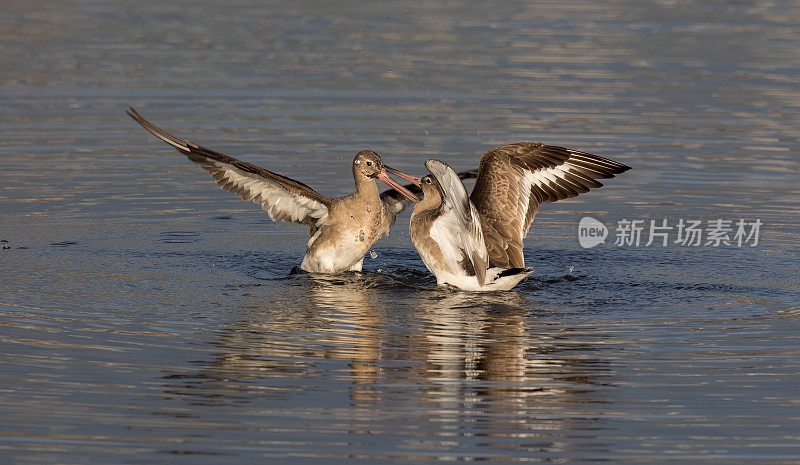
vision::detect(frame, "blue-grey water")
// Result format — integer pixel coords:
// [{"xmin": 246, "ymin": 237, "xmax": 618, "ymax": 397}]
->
[{"xmin": 1, "ymin": 1, "xmax": 799, "ymax": 463}]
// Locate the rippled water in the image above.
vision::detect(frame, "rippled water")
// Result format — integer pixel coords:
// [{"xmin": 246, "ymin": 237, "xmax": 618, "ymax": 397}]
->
[{"xmin": 1, "ymin": 0, "xmax": 799, "ymax": 463}]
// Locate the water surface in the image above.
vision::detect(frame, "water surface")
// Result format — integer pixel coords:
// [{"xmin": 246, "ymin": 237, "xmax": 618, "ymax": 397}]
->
[{"xmin": 1, "ymin": 0, "xmax": 799, "ymax": 463}]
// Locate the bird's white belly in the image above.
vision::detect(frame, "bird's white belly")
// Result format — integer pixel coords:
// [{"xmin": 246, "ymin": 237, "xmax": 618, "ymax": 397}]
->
[
  {"xmin": 300, "ymin": 227, "xmax": 373, "ymax": 273},
  {"xmin": 416, "ymin": 239, "xmax": 530, "ymax": 291},
  {"xmin": 414, "ymin": 241, "xmax": 467, "ymax": 286},
  {"xmin": 431, "ymin": 269, "xmax": 483, "ymax": 291}
]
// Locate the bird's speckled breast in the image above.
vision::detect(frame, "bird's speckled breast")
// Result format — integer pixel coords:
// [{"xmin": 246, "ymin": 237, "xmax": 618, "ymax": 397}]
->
[{"xmin": 301, "ymin": 195, "xmax": 389, "ymax": 273}]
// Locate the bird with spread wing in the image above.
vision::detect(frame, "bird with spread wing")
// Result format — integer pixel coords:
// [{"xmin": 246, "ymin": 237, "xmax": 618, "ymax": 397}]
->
[
  {"xmin": 408, "ymin": 143, "xmax": 630, "ymax": 291},
  {"xmin": 127, "ymin": 107, "xmax": 466, "ymax": 274}
]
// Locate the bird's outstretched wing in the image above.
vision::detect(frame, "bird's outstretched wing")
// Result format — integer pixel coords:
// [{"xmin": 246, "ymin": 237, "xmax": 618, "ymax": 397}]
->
[
  {"xmin": 425, "ymin": 160, "xmax": 488, "ymax": 286},
  {"xmin": 127, "ymin": 107, "xmax": 331, "ymax": 231},
  {"xmin": 470, "ymin": 142, "xmax": 630, "ymax": 268}
]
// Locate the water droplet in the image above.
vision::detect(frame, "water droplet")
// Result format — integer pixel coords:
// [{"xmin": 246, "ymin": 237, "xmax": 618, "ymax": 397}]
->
[
  {"xmin": 369, "ymin": 250, "xmax": 377, "ymax": 259},
  {"xmin": 366, "ymin": 205, "xmax": 371, "ymax": 213},
  {"xmin": 569, "ymin": 266, "xmax": 574, "ymax": 275},
  {"xmin": 358, "ymin": 230, "xmax": 365, "ymax": 242}
]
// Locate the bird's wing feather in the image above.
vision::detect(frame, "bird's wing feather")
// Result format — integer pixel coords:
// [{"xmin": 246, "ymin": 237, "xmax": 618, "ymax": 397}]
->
[
  {"xmin": 470, "ymin": 142, "xmax": 630, "ymax": 268},
  {"xmin": 127, "ymin": 107, "xmax": 331, "ymax": 229},
  {"xmin": 426, "ymin": 160, "xmax": 488, "ymax": 285}
]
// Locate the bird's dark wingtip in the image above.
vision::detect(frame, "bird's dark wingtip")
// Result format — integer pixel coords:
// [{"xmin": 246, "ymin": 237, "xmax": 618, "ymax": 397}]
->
[
  {"xmin": 126, "ymin": 106, "xmax": 141, "ymax": 121},
  {"xmin": 498, "ymin": 267, "xmax": 533, "ymax": 278}
]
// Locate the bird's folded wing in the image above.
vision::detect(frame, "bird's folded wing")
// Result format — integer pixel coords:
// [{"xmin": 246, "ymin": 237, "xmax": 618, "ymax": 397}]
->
[
  {"xmin": 470, "ymin": 142, "xmax": 630, "ymax": 268},
  {"xmin": 127, "ymin": 107, "xmax": 331, "ymax": 229},
  {"xmin": 426, "ymin": 160, "xmax": 488, "ymax": 286}
]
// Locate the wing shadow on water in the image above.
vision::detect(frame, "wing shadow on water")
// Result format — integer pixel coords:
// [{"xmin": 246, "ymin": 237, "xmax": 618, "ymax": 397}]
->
[{"xmin": 159, "ymin": 273, "xmax": 616, "ymax": 457}]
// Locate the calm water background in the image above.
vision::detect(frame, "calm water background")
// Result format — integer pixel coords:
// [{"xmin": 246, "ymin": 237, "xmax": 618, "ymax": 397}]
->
[{"xmin": 1, "ymin": 0, "xmax": 799, "ymax": 463}]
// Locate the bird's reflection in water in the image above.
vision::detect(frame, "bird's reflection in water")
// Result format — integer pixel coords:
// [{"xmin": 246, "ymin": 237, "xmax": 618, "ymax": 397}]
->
[
  {"xmin": 306, "ymin": 274, "xmax": 385, "ymax": 409},
  {"xmin": 161, "ymin": 273, "xmax": 612, "ymax": 453},
  {"xmin": 408, "ymin": 292, "xmax": 610, "ymax": 444}
]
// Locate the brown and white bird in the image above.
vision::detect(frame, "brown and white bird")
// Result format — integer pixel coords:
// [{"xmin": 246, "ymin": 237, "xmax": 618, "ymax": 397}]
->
[
  {"xmin": 127, "ymin": 107, "xmax": 423, "ymax": 274},
  {"xmin": 409, "ymin": 143, "xmax": 631, "ymax": 291}
]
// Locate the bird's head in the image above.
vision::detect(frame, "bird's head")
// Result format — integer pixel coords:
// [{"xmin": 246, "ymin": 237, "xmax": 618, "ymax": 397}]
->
[
  {"xmin": 352, "ymin": 150, "xmax": 420, "ymax": 202},
  {"xmin": 417, "ymin": 174, "xmax": 443, "ymax": 205},
  {"xmin": 353, "ymin": 150, "xmax": 384, "ymax": 179}
]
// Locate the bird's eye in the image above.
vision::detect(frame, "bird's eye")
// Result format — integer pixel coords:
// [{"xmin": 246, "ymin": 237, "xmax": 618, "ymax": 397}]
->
[
  {"xmin": 366, "ymin": 161, "xmax": 372, "ymax": 166},
  {"xmin": 355, "ymin": 160, "xmax": 361, "ymax": 165}
]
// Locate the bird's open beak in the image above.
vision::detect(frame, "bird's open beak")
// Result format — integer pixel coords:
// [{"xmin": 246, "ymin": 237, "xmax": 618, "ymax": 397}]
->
[
  {"xmin": 384, "ymin": 166, "xmax": 422, "ymax": 187},
  {"xmin": 378, "ymin": 167, "xmax": 420, "ymax": 203}
]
